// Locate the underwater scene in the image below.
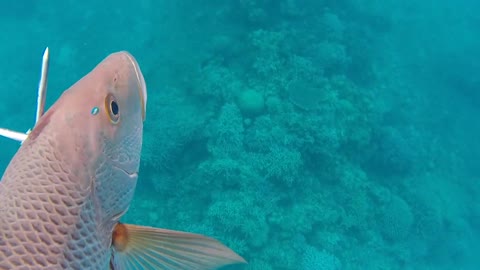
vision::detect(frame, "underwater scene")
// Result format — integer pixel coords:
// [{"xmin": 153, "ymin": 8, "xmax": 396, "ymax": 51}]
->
[{"xmin": 0, "ymin": 0, "xmax": 479, "ymax": 269}]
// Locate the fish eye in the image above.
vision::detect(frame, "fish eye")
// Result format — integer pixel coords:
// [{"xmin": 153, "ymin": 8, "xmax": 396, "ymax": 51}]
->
[{"xmin": 105, "ymin": 93, "xmax": 120, "ymax": 123}]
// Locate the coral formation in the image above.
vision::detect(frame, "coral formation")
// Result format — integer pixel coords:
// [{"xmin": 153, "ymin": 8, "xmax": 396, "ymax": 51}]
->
[{"xmin": 1, "ymin": 1, "xmax": 478, "ymax": 269}]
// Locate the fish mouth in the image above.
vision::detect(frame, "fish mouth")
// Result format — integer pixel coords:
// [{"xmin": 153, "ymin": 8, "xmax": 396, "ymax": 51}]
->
[
  {"xmin": 123, "ymin": 52, "xmax": 147, "ymax": 121},
  {"xmin": 126, "ymin": 171, "xmax": 138, "ymax": 178},
  {"xmin": 123, "ymin": 169, "xmax": 138, "ymax": 178},
  {"xmin": 112, "ymin": 164, "xmax": 138, "ymax": 178}
]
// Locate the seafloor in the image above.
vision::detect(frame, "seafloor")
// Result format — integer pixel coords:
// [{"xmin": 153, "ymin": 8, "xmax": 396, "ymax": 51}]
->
[{"xmin": 0, "ymin": 1, "xmax": 479, "ymax": 269}]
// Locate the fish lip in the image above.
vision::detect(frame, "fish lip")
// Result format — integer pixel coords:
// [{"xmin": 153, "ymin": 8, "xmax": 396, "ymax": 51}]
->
[{"xmin": 122, "ymin": 51, "xmax": 147, "ymax": 121}]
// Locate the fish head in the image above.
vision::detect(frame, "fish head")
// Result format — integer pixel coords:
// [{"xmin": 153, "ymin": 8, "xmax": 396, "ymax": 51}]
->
[
  {"xmin": 28, "ymin": 51, "xmax": 147, "ymax": 227},
  {"xmin": 83, "ymin": 51, "xmax": 147, "ymax": 225}
]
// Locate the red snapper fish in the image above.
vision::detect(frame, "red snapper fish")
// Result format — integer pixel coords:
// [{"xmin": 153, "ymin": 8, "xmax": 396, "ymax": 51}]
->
[{"xmin": 0, "ymin": 50, "xmax": 245, "ymax": 269}]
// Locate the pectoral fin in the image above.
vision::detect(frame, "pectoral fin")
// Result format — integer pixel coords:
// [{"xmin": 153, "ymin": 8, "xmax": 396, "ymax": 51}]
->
[{"xmin": 110, "ymin": 223, "xmax": 246, "ymax": 270}]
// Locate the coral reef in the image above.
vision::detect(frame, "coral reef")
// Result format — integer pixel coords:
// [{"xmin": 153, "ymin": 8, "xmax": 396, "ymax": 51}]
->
[{"xmin": 1, "ymin": 1, "xmax": 479, "ymax": 269}]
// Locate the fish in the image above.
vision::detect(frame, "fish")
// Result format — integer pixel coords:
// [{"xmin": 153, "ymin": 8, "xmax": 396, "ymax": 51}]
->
[{"xmin": 0, "ymin": 51, "xmax": 246, "ymax": 269}]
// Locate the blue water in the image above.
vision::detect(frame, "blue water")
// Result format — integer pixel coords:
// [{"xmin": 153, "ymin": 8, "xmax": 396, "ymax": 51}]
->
[{"xmin": 1, "ymin": 1, "xmax": 479, "ymax": 269}]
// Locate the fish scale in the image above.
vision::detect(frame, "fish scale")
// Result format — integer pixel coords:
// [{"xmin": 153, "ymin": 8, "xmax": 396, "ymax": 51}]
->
[
  {"xmin": 0, "ymin": 127, "xmax": 110, "ymax": 269},
  {"xmin": 0, "ymin": 51, "xmax": 246, "ymax": 270}
]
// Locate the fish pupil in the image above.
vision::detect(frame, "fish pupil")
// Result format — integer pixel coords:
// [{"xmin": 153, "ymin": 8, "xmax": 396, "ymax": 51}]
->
[{"xmin": 111, "ymin": 101, "xmax": 119, "ymax": 115}]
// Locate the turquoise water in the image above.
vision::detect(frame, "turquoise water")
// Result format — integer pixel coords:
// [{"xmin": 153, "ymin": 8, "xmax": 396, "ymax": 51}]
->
[{"xmin": 1, "ymin": 1, "xmax": 479, "ymax": 269}]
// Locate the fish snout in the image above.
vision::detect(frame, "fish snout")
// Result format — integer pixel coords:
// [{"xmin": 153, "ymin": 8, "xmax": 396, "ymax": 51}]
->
[{"xmin": 122, "ymin": 51, "xmax": 147, "ymax": 121}]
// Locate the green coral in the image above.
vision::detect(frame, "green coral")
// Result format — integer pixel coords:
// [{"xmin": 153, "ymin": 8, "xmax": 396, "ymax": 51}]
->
[
  {"xmin": 236, "ymin": 89, "xmax": 265, "ymax": 117},
  {"xmin": 378, "ymin": 194, "xmax": 414, "ymax": 242}
]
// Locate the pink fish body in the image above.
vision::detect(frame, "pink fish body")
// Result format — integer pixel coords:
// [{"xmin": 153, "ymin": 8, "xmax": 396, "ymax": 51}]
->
[{"xmin": 0, "ymin": 52, "xmax": 245, "ymax": 269}]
